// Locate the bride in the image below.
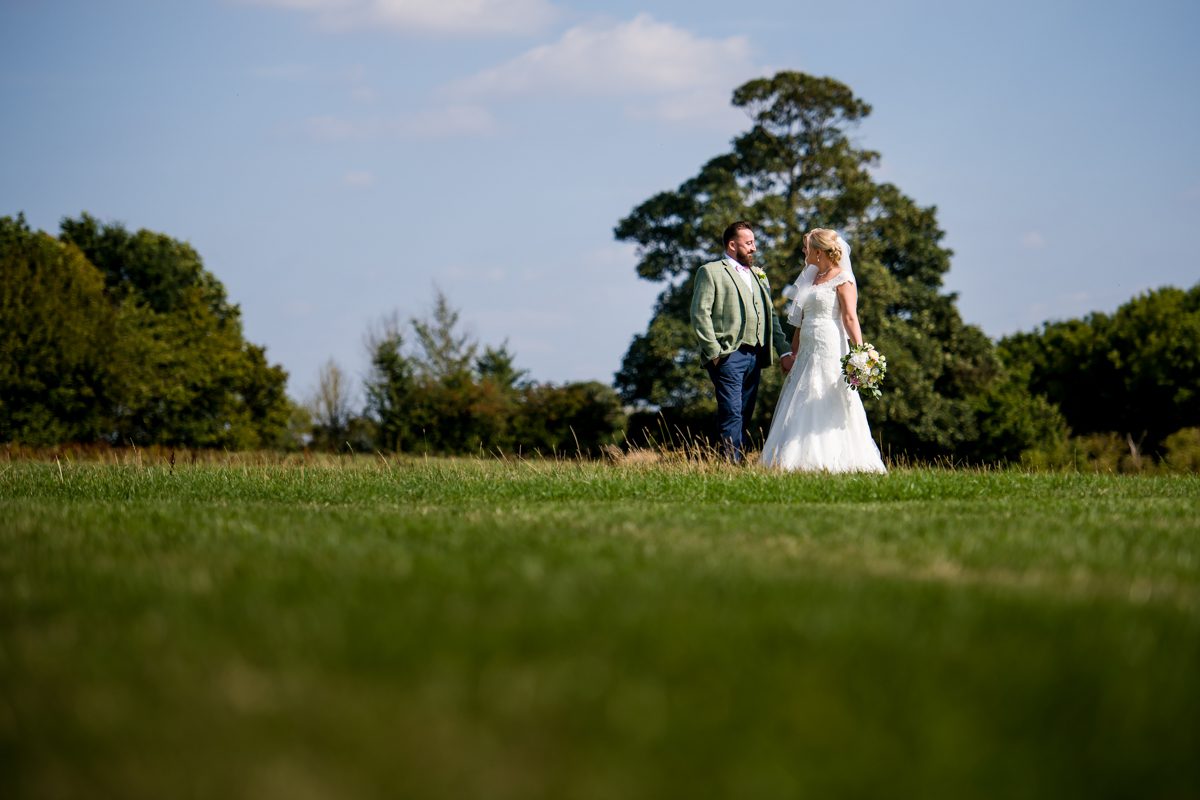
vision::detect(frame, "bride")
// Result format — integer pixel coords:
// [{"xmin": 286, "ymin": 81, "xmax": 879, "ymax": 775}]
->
[{"xmin": 760, "ymin": 229, "xmax": 887, "ymax": 473}]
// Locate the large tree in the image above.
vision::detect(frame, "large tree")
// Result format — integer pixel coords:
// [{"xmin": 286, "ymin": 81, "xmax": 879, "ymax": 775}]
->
[
  {"xmin": 57, "ymin": 213, "xmax": 291, "ymax": 448},
  {"xmin": 0, "ymin": 213, "xmax": 291, "ymax": 448},
  {"xmin": 614, "ymin": 71, "xmax": 1012, "ymax": 459},
  {"xmin": 0, "ymin": 215, "xmax": 115, "ymax": 443}
]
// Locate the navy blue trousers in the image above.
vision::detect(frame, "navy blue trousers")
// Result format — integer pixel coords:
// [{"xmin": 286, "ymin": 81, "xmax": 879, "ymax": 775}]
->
[{"xmin": 705, "ymin": 347, "xmax": 763, "ymax": 463}]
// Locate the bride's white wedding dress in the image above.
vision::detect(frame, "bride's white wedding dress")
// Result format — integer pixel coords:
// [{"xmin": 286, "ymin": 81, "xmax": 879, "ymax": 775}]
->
[{"xmin": 761, "ymin": 270, "xmax": 886, "ymax": 473}]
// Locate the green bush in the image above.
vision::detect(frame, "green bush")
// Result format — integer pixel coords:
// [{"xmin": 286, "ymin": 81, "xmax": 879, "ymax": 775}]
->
[{"xmin": 1163, "ymin": 427, "xmax": 1200, "ymax": 473}]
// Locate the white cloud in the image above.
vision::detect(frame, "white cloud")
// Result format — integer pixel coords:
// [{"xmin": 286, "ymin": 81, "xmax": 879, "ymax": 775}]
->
[
  {"xmin": 308, "ymin": 115, "xmax": 367, "ymax": 140},
  {"xmin": 394, "ymin": 104, "xmax": 498, "ymax": 136},
  {"xmin": 307, "ymin": 105, "xmax": 497, "ymax": 140},
  {"xmin": 1020, "ymin": 231, "xmax": 1047, "ymax": 249},
  {"xmin": 452, "ymin": 14, "xmax": 759, "ymax": 123},
  {"xmin": 238, "ymin": 0, "xmax": 558, "ymax": 36},
  {"xmin": 343, "ymin": 170, "xmax": 376, "ymax": 186},
  {"xmin": 252, "ymin": 63, "xmax": 313, "ymax": 80},
  {"xmin": 248, "ymin": 0, "xmax": 348, "ymax": 8},
  {"xmin": 251, "ymin": 62, "xmax": 378, "ymax": 105}
]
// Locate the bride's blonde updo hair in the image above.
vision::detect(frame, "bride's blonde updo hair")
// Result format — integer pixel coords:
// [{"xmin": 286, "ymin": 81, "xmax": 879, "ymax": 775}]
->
[{"xmin": 806, "ymin": 228, "xmax": 844, "ymax": 265}]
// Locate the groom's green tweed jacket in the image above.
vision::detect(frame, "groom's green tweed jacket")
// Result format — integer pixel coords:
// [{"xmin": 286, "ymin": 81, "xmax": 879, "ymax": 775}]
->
[{"xmin": 690, "ymin": 256, "xmax": 790, "ymax": 366}]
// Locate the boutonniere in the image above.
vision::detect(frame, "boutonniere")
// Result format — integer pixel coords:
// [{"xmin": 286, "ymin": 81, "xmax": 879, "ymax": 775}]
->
[{"xmin": 751, "ymin": 267, "xmax": 767, "ymax": 281}]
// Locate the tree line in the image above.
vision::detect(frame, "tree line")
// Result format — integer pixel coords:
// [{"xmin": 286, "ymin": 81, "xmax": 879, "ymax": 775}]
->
[
  {"xmin": 997, "ymin": 284, "xmax": 1200, "ymax": 471},
  {"xmin": 0, "ymin": 213, "xmax": 624, "ymax": 456},
  {"xmin": 306, "ymin": 292, "xmax": 625, "ymax": 457},
  {"xmin": 2, "ymin": 71, "xmax": 1196, "ymax": 467}
]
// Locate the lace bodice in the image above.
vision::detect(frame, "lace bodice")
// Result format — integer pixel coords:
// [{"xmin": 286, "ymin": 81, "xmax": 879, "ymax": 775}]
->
[{"xmin": 791, "ymin": 274, "xmax": 852, "ymax": 361}]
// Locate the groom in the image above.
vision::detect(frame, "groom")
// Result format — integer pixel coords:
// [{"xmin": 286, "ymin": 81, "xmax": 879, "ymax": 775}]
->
[{"xmin": 690, "ymin": 221, "xmax": 794, "ymax": 462}]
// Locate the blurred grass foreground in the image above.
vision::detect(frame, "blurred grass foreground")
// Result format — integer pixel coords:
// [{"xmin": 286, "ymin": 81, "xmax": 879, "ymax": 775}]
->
[{"xmin": 2, "ymin": 457, "xmax": 1198, "ymax": 798}]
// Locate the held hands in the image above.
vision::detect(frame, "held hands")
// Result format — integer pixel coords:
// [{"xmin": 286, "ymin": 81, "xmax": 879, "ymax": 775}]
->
[{"xmin": 712, "ymin": 352, "xmax": 797, "ymax": 371}]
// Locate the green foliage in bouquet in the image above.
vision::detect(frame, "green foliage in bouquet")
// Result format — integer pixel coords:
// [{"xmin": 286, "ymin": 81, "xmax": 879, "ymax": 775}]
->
[{"xmin": 841, "ymin": 342, "xmax": 887, "ymax": 399}]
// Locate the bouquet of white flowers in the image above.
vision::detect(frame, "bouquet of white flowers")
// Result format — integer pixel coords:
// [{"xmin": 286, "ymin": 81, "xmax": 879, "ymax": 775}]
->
[{"xmin": 841, "ymin": 343, "xmax": 887, "ymax": 399}]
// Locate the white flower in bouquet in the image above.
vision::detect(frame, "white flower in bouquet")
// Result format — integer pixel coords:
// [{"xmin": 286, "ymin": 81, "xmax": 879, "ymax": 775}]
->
[{"xmin": 840, "ymin": 342, "xmax": 888, "ymax": 399}]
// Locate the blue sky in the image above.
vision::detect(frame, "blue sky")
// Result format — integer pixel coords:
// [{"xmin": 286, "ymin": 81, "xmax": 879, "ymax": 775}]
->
[{"xmin": 3, "ymin": 0, "xmax": 1198, "ymax": 402}]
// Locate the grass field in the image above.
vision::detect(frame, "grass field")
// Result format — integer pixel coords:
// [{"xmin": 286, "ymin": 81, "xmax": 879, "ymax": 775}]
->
[{"xmin": 2, "ymin": 458, "xmax": 1198, "ymax": 799}]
